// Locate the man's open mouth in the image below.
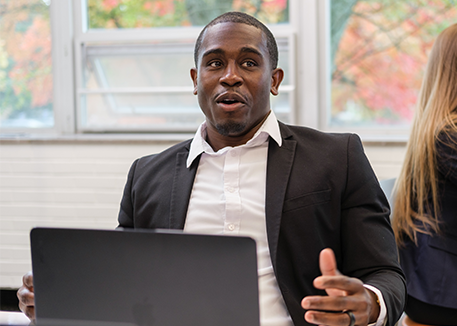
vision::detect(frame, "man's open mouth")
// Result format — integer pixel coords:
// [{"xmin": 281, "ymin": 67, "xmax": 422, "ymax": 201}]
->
[
  {"xmin": 216, "ymin": 93, "xmax": 246, "ymax": 107},
  {"xmin": 220, "ymin": 98, "xmax": 240, "ymax": 104}
]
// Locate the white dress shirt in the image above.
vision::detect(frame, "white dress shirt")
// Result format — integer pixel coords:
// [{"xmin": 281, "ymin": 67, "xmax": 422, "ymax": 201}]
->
[{"xmin": 184, "ymin": 111, "xmax": 387, "ymax": 326}]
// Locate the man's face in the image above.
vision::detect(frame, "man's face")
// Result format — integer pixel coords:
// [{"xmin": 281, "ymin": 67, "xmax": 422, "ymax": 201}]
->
[{"xmin": 191, "ymin": 22, "xmax": 283, "ymax": 139}]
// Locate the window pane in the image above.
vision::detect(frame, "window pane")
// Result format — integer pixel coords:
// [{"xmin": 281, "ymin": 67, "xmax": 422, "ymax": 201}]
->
[
  {"xmin": 81, "ymin": 93, "xmax": 203, "ymax": 131},
  {"xmin": 83, "ymin": 38, "xmax": 290, "ymax": 88},
  {"xmin": 271, "ymin": 93, "xmax": 290, "ymax": 123},
  {"xmin": 81, "ymin": 93, "xmax": 290, "ymax": 131},
  {"xmin": 330, "ymin": 0, "xmax": 457, "ymax": 128},
  {"xmin": 0, "ymin": 0, "xmax": 54, "ymax": 129},
  {"xmin": 83, "ymin": 43, "xmax": 195, "ymax": 89},
  {"xmin": 80, "ymin": 42, "xmax": 198, "ymax": 131},
  {"xmin": 87, "ymin": 0, "xmax": 289, "ymax": 29},
  {"xmin": 79, "ymin": 37, "xmax": 292, "ymax": 131}
]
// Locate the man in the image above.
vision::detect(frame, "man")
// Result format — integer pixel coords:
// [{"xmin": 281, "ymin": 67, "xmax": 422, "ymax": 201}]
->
[{"xmin": 18, "ymin": 12, "xmax": 406, "ymax": 326}]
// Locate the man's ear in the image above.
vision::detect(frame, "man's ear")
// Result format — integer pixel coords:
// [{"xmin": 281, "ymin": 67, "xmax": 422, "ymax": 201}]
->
[
  {"xmin": 270, "ymin": 68, "xmax": 284, "ymax": 96},
  {"xmin": 190, "ymin": 68, "xmax": 198, "ymax": 95}
]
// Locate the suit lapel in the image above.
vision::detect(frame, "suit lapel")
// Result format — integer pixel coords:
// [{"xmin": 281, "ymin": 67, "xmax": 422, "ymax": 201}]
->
[
  {"xmin": 169, "ymin": 148, "xmax": 200, "ymax": 230},
  {"xmin": 265, "ymin": 124, "xmax": 296, "ymax": 268}
]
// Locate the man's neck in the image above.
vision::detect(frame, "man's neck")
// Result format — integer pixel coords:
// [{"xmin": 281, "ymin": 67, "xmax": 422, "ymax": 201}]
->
[{"xmin": 205, "ymin": 112, "xmax": 271, "ymax": 152}]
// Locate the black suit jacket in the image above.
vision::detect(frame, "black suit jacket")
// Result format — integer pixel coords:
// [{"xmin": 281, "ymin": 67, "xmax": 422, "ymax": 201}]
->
[{"xmin": 118, "ymin": 122, "xmax": 406, "ymax": 326}]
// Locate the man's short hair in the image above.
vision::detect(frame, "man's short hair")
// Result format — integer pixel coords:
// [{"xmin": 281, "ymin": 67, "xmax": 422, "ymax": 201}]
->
[{"xmin": 193, "ymin": 11, "xmax": 279, "ymax": 70}]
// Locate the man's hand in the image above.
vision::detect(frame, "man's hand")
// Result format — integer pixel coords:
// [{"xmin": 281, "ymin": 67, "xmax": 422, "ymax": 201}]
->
[
  {"xmin": 301, "ymin": 248, "xmax": 380, "ymax": 326},
  {"xmin": 17, "ymin": 271, "xmax": 35, "ymax": 322}
]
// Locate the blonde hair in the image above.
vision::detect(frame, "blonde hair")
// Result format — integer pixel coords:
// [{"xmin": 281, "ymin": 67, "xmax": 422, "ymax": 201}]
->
[{"xmin": 392, "ymin": 23, "xmax": 457, "ymax": 246}]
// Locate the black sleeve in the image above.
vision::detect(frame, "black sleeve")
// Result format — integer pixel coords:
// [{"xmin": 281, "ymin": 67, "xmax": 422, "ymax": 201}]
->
[
  {"xmin": 117, "ymin": 158, "xmax": 139, "ymax": 228},
  {"xmin": 341, "ymin": 134, "xmax": 406, "ymax": 325}
]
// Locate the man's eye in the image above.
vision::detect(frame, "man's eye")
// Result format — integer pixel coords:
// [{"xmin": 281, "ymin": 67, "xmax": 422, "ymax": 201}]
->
[
  {"xmin": 209, "ymin": 61, "xmax": 222, "ymax": 68},
  {"xmin": 242, "ymin": 61, "xmax": 256, "ymax": 67}
]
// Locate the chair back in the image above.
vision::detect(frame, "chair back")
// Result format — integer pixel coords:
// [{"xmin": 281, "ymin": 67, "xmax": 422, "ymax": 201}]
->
[{"xmin": 379, "ymin": 177, "xmax": 397, "ymax": 219}]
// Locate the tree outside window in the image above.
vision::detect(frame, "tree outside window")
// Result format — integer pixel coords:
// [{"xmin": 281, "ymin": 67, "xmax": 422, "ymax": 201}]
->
[
  {"xmin": 86, "ymin": 0, "xmax": 289, "ymax": 28},
  {"xmin": 0, "ymin": 0, "xmax": 53, "ymax": 128},
  {"xmin": 2, "ymin": 0, "xmax": 455, "ymax": 131},
  {"xmin": 330, "ymin": 0, "xmax": 457, "ymax": 127}
]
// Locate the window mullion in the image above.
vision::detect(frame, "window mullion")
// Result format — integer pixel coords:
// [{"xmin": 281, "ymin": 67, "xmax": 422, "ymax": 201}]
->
[
  {"xmin": 294, "ymin": 0, "xmax": 320, "ymax": 129},
  {"xmin": 51, "ymin": 0, "xmax": 76, "ymax": 134}
]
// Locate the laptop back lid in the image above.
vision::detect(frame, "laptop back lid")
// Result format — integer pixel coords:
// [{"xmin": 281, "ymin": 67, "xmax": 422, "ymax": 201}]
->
[{"xmin": 31, "ymin": 227, "xmax": 259, "ymax": 326}]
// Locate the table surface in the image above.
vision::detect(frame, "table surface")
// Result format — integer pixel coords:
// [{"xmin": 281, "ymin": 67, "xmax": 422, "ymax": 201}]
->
[{"xmin": 0, "ymin": 311, "xmax": 30, "ymax": 325}]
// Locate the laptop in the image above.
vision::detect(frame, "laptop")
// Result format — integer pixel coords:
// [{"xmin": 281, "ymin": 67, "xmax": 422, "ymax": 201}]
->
[{"xmin": 30, "ymin": 227, "xmax": 260, "ymax": 326}]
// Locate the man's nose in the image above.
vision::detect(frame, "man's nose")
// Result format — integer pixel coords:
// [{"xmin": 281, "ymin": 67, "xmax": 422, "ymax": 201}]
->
[{"xmin": 220, "ymin": 62, "xmax": 243, "ymax": 87}]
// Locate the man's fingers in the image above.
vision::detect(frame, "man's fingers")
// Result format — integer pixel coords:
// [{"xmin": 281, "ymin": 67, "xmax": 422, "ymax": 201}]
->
[
  {"xmin": 318, "ymin": 249, "xmax": 347, "ymax": 297},
  {"xmin": 22, "ymin": 271, "xmax": 34, "ymax": 289},
  {"xmin": 18, "ymin": 301, "xmax": 35, "ymax": 321},
  {"xmin": 304, "ymin": 310, "xmax": 359, "ymax": 326},
  {"xmin": 17, "ymin": 287, "xmax": 35, "ymax": 321},
  {"xmin": 303, "ymin": 295, "xmax": 368, "ymax": 326},
  {"xmin": 313, "ymin": 275, "xmax": 364, "ymax": 295},
  {"xmin": 319, "ymin": 248, "xmax": 340, "ymax": 277},
  {"xmin": 302, "ymin": 295, "xmax": 348, "ymax": 311},
  {"xmin": 302, "ymin": 294, "xmax": 365, "ymax": 312},
  {"xmin": 17, "ymin": 286, "xmax": 35, "ymax": 306},
  {"xmin": 17, "ymin": 271, "xmax": 36, "ymax": 321}
]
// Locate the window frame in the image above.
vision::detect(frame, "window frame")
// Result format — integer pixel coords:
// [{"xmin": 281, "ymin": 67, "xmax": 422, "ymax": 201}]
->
[
  {"xmin": 316, "ymin": 0, "xmax": 411, "ymax": 141},
  {"xmin": 53, "ymin": 0, "xmax": 76, "ymax": 135},
  {"xmin": 0, "ymin": 0, "xmax": 75, "ymax": 135},
  {"xmin": 73, "ymin": 0, "xmax": 297, "ymax": 133},
  {"xmin": 0, "ymin": 0, "xmax": 415, "ymax": 141}
]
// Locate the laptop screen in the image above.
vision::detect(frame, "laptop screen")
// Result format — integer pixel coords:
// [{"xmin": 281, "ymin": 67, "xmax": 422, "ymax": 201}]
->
[{"xmin": 31, "ymin": 227, "xmax": 260, "ymax": 326}]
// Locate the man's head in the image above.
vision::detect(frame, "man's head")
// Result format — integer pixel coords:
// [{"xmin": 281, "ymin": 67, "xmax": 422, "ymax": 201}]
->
[
  {"xmin": 194, "ymin": 11, "xmax": 279, "ymax": 70},
  {"xmin": 190, "ymin": 12, "xmax": 284, "ymax": 150}
]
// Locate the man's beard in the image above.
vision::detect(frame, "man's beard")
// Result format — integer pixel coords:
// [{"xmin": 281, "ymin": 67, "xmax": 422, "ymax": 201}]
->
[{"xmin": 215, "ymin": 120, "xmax": 247, "ymax": 136}]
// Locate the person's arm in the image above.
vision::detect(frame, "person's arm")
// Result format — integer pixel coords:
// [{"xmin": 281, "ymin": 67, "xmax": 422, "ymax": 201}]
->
[
  {"xmin": 302, "ymin": 134, "xmax": 406, "ymax": 326},
  {"xmin": 117, "ymin": 158, "xmax": 140, "ymax": 228},
  {"xmin": 17, "ymin": 271, "xmax": 35, "ymax": 322}
]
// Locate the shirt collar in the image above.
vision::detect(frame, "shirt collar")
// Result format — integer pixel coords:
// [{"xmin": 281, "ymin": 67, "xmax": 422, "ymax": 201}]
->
[{"xmin": 186, "ymin": 110, "xmax": 282, "ymax": 168}]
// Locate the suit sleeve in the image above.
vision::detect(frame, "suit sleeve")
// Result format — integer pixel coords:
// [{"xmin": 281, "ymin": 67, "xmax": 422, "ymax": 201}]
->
[
  {"xmin": 117, "ymin": 158, "xmax": 139, "ymax": 228},
  {"xmin": 341, "ymin": 134, "xmax": 406, "ymax": 325}
]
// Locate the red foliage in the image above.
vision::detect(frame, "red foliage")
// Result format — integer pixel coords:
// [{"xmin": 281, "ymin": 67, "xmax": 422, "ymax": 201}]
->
[
  {"xmin": 102, "ymin": 0, "xmax": 120, "ymax": 10},
  {"xmin": 332, "ymin": 1, "xmax": 456, "ymax": 123},
  {"xmin": 155, "ymin": 0, "xmax": 175, "ymax": 16},
  {"xmin": 8, "ymin": 17, "xmax": 53, "ymax": 107},
  {"xmin": 143, "ymin": 0, "xmax": 175, "ymax": 16},
  {"xmin": 262, "ymin": 0, "xmax": 287, "ymax": 10}
]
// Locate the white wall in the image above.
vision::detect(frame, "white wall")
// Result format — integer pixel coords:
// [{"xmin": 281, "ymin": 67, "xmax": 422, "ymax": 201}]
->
[
  {"xmin": 0, "ymin": 140, "xmax": 406, "ymax": 288},
  {"xmin": 0, "ymin": 140, "xmax": 177, "ymax": 288},
  {"xmin": 364, "ymin": 142, "xmax": 407, "ymax": 180}
]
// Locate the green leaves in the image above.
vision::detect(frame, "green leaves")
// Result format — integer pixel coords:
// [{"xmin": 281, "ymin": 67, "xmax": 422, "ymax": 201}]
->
[{"xmin": 86, "ymin": 0, "xmax": 288, "ymax": 29}]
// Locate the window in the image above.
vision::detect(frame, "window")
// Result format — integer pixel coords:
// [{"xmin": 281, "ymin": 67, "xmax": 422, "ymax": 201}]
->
[
  {"xmin": 0, "ymin": 0, "xmax": 53, "ymax": 129},
  {"xmin": 79, "ymin": 38, "xmax": 292, "ymax": 132},
  {"xmin": 2, "ymin": 0, "xmax": 456, "ymax": 139},
  {"xmin": 323, "ymin": 0, "xmax": 457, "ymax": 132},
  {"xmin": 74, "ymin": 0, "xmax": 295, "ymax": 132},
  {"xmin": 86, "ymin": 0, "xmax": 289, "ymax": 29}
]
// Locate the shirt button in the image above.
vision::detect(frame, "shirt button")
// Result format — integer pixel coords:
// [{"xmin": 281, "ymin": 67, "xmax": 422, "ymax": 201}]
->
[
  {"xmin": 228, "ymin": 224, "xmax": 235, "ymax": 231},
  {"xmin": 226, "ymin": 186, "xmax": 235, "ymax": 193}
]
